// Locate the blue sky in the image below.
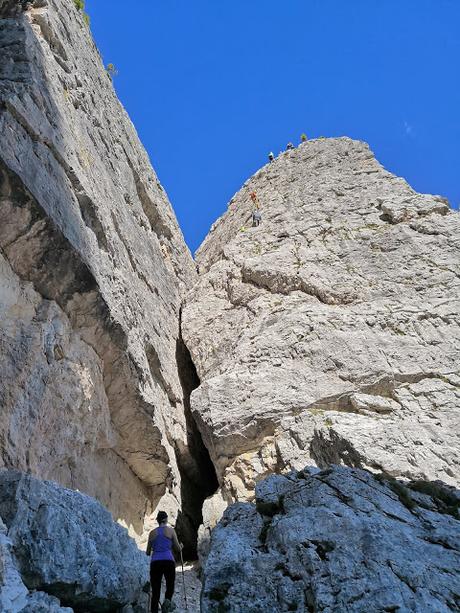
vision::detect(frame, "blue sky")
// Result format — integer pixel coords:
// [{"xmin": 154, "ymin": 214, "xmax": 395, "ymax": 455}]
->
[{"xmin": 86, "ymin": 0, "xmax": 460, "ymax": 253}]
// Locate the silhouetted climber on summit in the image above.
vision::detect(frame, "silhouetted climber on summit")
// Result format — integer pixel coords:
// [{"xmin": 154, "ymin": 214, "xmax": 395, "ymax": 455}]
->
[{"xmin": 147, "ymin": 511, "xmax": 182, "ymax": 612}]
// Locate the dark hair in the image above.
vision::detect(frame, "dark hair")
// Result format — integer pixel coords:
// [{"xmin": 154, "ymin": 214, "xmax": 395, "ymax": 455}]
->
[{"xmin": 156, "ymin": 511, "xmax": 168, "ymax": 523}]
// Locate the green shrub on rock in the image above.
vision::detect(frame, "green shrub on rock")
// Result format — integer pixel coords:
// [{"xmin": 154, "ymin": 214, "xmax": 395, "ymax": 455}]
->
[
  {"xmin": 73, "ymin": 0, "xmax": 90, "ymax": 26},
  {"xmin": 106, "ymin": 63, "xmax": 118, "ymax": 78}
]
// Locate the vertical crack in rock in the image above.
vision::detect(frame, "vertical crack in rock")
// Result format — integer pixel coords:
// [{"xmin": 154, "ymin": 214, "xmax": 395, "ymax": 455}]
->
[{"xmin": 174, "ymin": 307, "xmax": 219, "ymax": 559}]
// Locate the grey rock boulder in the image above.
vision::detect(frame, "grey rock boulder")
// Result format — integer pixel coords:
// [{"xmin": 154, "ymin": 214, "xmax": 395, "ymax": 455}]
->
[
  {"xmin": 0, "ymin": 516, "xmax": 28, "ymax": 613},
  {"xmin": 20, "ymin": 592, "xmax": 73, "ymax": 613},
  {"xmin": 201, "ymin": 466, "xmax": 460, "ymax": 612},
  {"xmin": 0, "ymin": 470, "xmax": 149, "ymax": 611},
  {"xmin": 0, "ymin": 514, "xmax": 73, "ymax": 612}
]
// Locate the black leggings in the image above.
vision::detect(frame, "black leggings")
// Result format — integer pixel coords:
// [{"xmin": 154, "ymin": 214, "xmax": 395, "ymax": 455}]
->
[{"xmin": 150, "ymin": 560, "xmax": 176, "ymax": 610}]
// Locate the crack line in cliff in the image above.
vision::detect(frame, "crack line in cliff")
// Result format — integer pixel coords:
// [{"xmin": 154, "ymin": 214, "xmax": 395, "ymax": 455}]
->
[{"xmin": 173, "ymin": 305, "xmax": 219, "ymax": 559}]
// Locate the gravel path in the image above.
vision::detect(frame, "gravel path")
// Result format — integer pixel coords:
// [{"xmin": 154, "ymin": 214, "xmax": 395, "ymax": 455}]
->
[
  {"xmin": 152, "ymin": 562, "xmax": 201, "ymax": 612},
  {"xmin": 174, "ymin": 563, "xmax": 201, "ymax": 612}
]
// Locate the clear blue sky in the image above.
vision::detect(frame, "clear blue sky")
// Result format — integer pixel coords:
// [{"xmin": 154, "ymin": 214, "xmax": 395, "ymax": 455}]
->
[{"xmin": 86, "ymin": 0, "xmax": 460, "ymax": 253}]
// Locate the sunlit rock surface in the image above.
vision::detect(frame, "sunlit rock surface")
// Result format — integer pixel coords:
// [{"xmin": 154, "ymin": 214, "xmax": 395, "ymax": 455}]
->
[
  {"xmin": 183, "ymin": 137, "xmax": 460, "ymax": 503},
  {"xmin": 0, "ymin": 0, "xmax": 204, "ymax": 545}
]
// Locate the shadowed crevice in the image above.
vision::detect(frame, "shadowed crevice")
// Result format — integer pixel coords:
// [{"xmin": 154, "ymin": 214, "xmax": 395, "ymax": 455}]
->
[{"xmin": 174, "ymin": 309, "xmax": 219, "ymax": 560}]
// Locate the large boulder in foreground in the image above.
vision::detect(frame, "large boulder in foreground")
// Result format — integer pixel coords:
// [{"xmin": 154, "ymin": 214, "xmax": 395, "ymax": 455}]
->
[
  {"xmin": 0, "ymin": 470, "xmax": 148, "ymax": 611},
  {"xmin": 201, "ymin": 466, "xmax": 460, "ymax": 612},
  {"xmin": 183, "ymin": 137, "xmax": 460, "ymax": 501},
  {"xmin": 1, "ymin": 516, "xmax": 72, "ymax": 612}
]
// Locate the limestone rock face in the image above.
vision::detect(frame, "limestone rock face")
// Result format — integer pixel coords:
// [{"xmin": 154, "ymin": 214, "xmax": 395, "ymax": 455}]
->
[
  {"xmin": 0, "ymin": 516, "xmax": 29, "ymax": 613},
  {"xmin": 201, "ymin": 466, "xmax": 460, "ymax": 612},
  {"xmin": 0, "ymin": 470, "xmax": 148, "ymax": 611},
  {"xmin": 183, "ymin": 137, "xmax": 460, "ymax": 501},
  {"xmin": 0, "ymin": 0, "xmax": 206, "ymax": 544}
]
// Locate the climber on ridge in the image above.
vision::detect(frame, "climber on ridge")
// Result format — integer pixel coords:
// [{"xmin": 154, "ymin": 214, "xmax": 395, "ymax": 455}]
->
[
  {"xmin": 268, "ymin": 151, "xmax": 275, "ymax": 162},
  {"xmin": 147, "ymin": 511, "xmax": 183, "ymax": 613}
]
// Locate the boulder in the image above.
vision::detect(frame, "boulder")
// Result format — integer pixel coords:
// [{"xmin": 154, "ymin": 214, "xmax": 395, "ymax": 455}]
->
[
  {"xmin": 0, "ymin": 516, "xmax": 28, "ymax": 613},
  {"xmin": 0, "ymin": 470, "xmax": 149, "ymax": 611},
  {"xmin": 201, "ymin": 465, "xmax": 460, "ymax": 612}
]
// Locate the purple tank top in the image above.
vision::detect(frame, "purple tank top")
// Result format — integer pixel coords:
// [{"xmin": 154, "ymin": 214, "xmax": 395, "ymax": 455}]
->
[{"xmin": 151, "ymin": 526, "xmax": 174, "ymax": 562}]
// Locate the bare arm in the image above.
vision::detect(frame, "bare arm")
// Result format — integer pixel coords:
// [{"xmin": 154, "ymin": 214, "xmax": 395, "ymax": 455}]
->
[
  {"xmin": 171, "ymin": 528, "xmax": 182, "ymax": 552},
  {"xmin": 146, "ymin": 530, "xmax": 155, "ymax": 556}
]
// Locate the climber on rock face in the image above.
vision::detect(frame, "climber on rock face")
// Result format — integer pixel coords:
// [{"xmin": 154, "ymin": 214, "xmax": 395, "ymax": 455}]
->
[
  {"xmin": 252, "ymin": 209, "xmax": 262, "ymax": 226},
  {"xmin": 286, "ymin": 142, "xmax": 294, "ymax": 150},
  {"xmin": 147, "ymin": 511, "xmax": 182, "ymax": 613},
  {"xmin": 268, "ymin": 151, "xmax": 275, "ymax": 162},
  {"xmin": 250, "ymin": 191, "xmax": 260, "ymax": 208}
]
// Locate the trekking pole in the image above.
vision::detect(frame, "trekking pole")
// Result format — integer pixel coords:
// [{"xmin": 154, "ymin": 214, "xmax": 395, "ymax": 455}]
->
[{"xmin": 180, "ymin": 547, "xmax": 188, "ymax": 611}]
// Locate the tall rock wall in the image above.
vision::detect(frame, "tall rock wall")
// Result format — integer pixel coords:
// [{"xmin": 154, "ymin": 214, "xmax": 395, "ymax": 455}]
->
[
  {"xmin": 183, "ymin": 137, "xmax": 460, "ymax": 504},
  {"xmin": 0, "ymin": 0, "xmax": 212, "ymax": 548}
]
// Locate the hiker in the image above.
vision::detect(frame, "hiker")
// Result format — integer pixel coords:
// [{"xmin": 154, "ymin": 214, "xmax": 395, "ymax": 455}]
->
[
  {"xmin": 147, "ymin": 511, "xmax": 182, "ymax": 613},
  {"xmin": 268, "ymin": 151, "xmax": 275, "ymax": 162},
  {"xmin": 250, "ymin": 191, "xmax": 260, "ymax": 208},
  {"xmin": 286, "ymin": 142, "xmax": 294, "ymax": 150},
  {"xmin": 252, "ymin": 209, "xmax": 262, "ymax": 226}
]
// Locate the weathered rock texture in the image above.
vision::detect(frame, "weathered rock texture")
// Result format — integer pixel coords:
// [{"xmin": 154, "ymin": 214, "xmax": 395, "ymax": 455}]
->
[
  {"xmin": 183, "ymin": 138, "xmax": 460, "ymax": 504},
  {"xmin": 0, "ymin": 469, "xmax": 147, "ymax": 611},
  {"xmin": 1, "ymin": 512, "xmax": 72, "ymax": 612},
  {"xmin": 0, "ymin": 515, "xmax": 30, "ymax": 613},
  {"xmin": 202, "ymin": 466, "xmax": 460, "ymax": 612},
  {"xmin": 0, "ymin": 0, "xmax": 216, "ymax": 548}
]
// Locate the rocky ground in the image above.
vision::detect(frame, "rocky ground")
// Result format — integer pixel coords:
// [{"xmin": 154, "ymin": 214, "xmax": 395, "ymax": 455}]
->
[
  {"xmin": 171, "ymin": 564, "xmax": 202, "ymax": 613},
  {"xmin": 0, "ymin": 470, "xmax": 149, "ymax": 612}
]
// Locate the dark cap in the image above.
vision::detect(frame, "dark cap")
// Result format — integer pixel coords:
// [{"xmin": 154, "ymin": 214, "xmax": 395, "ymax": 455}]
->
[{"xmin": 156, "ymin": 511, "xmax": 168, "ymax": 523}]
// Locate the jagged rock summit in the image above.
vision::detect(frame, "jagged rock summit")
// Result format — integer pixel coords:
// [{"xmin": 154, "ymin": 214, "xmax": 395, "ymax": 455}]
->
[{"xmin": 183, "ymin": 137, "xmax": 460, "ymax": 505}]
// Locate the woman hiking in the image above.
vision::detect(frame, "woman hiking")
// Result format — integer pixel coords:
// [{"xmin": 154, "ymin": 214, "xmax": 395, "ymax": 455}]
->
[{"xmin": 146, "ymin": 511, "xmax": 182, "ymax": 612}]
